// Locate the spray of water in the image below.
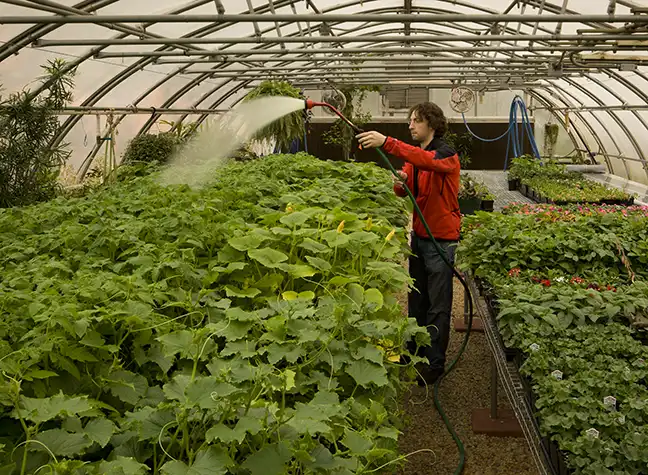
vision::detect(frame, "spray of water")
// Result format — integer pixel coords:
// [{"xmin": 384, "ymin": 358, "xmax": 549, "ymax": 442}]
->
[{"xmin": 156, "ymin": 96, "xmax": 306, "ymax": 187}]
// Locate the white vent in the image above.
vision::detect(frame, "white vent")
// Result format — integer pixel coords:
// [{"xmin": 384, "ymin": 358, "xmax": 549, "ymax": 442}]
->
[{"xmin": 384, "ymin": 87, "xmax": 429, "ymax": 109}]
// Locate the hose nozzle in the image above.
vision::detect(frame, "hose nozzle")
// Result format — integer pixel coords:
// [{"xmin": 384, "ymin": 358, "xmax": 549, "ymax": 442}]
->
[{"xmin": 304, "ymin": 99, "xmax": 363, "ymax": 134}]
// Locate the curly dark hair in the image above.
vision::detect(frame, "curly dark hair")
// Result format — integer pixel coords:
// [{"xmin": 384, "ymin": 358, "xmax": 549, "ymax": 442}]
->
[{"xmin": 409, "ymin": 102, "xmax": 448, "ymax": 137}]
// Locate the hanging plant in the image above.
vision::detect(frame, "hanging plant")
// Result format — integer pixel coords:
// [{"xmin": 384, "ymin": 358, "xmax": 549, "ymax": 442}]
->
[
  {"xmin": 243, "ymin": 80, "xmax": 306, "ymax": 152},
  {"xmin": 544, "ymin": 122, "xmax": 560, "ymax": 158}
]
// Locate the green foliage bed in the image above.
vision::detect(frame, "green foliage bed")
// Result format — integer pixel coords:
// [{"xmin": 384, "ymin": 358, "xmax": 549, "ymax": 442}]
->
[
  {"xmin": 0, "ymin": 153, "xmax": 427, "ymax": 475},
  {"xmin": 459, "ymin": 203, "xmax": 648, "ymax": 474}
]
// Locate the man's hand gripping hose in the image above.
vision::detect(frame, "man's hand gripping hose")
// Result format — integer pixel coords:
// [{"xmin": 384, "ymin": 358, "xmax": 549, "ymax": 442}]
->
[{"xmin": 306, "ymin": 99, "xmax": 474, "ymax": 475}]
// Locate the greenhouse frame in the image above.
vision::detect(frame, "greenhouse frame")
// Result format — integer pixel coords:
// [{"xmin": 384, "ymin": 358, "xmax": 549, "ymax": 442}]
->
[{"xmin": 2, "ymin": 1, "xmax": 648, "ymax": 475}]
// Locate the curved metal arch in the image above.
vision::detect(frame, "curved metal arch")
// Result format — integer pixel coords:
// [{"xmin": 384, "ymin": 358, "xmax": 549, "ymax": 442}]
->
[
  {"xmin": 598, "ymin": 69, "xmax": 648, "ymax": 175},
  {"xmin": 129, "ymin": 0, "xmax": 632, "ymax": 137},
  {"xmin": 537, "ymin": 80, "xmax": 628, "ymax": 175},
  {"xmin": 524, "ymin": 89, "xmax": 583, "ymax": 158},
  {"xmin": 51, "ymin": 0, "xmax": 298, "ymax": 150},
  {"xmin": 132, "ymin": 13, "xmax": 590, "ymax": 139},
  {"xmin": 559, "ymin": 74, "xmax": 648, "ymax": 180},
  {"xmin": 64, "ymin": 0, "xmax": 599, "ymax": 141},
  {"xmin": 19, "ymin": 0, "xmax": 627, "ymax": 173},
  {"xmin": 0, "ymin": 0, "xmax": 118, "ymax": 62}
]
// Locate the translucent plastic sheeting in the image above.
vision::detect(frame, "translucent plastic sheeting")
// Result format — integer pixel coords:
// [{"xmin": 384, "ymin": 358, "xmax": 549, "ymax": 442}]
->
[{"xmin": 2, "ymin": 0, "xmax": 648, "ymax": 182}]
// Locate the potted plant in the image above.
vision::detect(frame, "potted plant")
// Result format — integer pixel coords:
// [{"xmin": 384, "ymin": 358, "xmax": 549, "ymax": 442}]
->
[
  {"xmin": 480, "ymin": 192, "xmax": 495, "ymax": 212},
  {"xmin": 458, "ymin": 175, "xmax": 483, "ymax": 215}
]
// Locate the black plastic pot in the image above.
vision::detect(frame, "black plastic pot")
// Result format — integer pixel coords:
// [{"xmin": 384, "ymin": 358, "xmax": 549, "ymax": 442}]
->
[
  {"xmin": 480, "ymin": 199, "xmax": 494, "ymax": 212},
  {"xmin": 508, "ymin": 178, "xmax": 519, "ymax": 191},
  {"xmin": 520, "ymin": 183, "xmax": 528, "ymax": 196},
  {"xmin": 459, "ymin": 197, "xmax": 482, "ymax": 215}
]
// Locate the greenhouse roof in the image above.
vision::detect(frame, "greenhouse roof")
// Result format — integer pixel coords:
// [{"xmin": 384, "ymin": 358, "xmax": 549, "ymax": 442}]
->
[{"xmin": 3, "ymin": 0, "xmax": 648, "ymax": 181}]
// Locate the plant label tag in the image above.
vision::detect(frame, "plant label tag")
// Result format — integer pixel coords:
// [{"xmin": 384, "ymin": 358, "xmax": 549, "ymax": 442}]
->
[
  {"xmin": 586, "ymin": 428, "xmax": 599, "ymax": 439},
  {"xmin": 551, "ymin": 370, "xmax": 563, "ymax": 380},
  {"xmin": 530, "ymin": 343, "xmax": 540, "ymax": 352},
  {"xmin": 604, "ymin": 396, "xmax": 617, "ymax": 409}
]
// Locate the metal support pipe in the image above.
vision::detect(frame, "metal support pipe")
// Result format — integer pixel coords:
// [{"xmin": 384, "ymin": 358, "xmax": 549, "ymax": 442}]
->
[
  {"xmin": 94, "ymin": 44, "xmax": 645, "ymax": 59},
  {"xmin": 531, "ymin": 104, "xmax": 648, "ymax": 111},
  {"xmin": 0, "ymin": 0, "xmax": 119, "ymax": 62},
  {"xmin": 0, "ymin": 106, "xmax": 230, "ymax": 115},
  {"xmin": 35, "ymin": 32, "xmax": 648, "ymax": 46},
  {"xmin": 1, "ymin": 0, "xmax": 67, "ymax": 14},
  {"xmin": 576, "ymin": 150, "xmax": 648, "ymax": 163},
  {"xmin": 528, "ymin": 0, "xmax": 547, "ymax": 49},
  {"xmin": 266, "ymin": 0, "xmax": 286, "ymax": 51},
  {"xmin": 544, "ymin": 80, "xmax": 630, "ymax": 175},
  {"xmin": 181, "ymin": 65, "xmax": 557, "ymax": 73},
  {"xmin": 154, "ymin": 55, "xmax": 557, "ymax": 64},
  {"xmin": 245, "ymin": 0, "xmax": 261, "ymax": 37},
  {"xmin": 292, "ymin": 80, "xmax": 545, "ymax": 88},
  {"xmin": 184, "ymin": 72, "xmax": 563, "ymax": 80},
  {"xmin": 555, "ymin": 0, "xmax": 570, "ymax": 35},
  {"xmin": 404, "ymin": 0, "xmax": 412, "ymax": 43},
  {"xmin": 526, "ymin": 89, "xmax": 587, "ymax": 165},
  {"xmin": 3, "ymin": 13, "xmax": 648, "ymax": 24},
  {"xmin": 50, "ymin": 0, "xmax": 299, "ymax": 151}
]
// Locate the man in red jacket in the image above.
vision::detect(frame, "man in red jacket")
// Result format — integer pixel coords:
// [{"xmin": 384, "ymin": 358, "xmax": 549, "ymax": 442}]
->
[{"xmin": 356, "ymin": 102, "xmax": 460, "ymax": 385}]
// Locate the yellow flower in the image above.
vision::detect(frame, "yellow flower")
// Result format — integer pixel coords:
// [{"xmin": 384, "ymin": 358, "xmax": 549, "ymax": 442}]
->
[
  {"xmin": 286, "ymin": 203, "xmax": 294, "ymax": 212},
  {"xmin": 336, "ymin": 220, "xmax": 345, "ymax": 233},
  {"xmin": 365, "ymin": 216, "xmax": 373, "ymax": 230},
  {"xmin": 385, "ymin": 228, "xmax": 395, "ymax": 241}
]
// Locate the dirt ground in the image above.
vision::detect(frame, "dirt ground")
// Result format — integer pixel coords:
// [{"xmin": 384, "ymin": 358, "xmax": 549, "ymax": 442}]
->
[{"xmin": 395, "ymin": 278, "xmax": 538, "ymax": 475}]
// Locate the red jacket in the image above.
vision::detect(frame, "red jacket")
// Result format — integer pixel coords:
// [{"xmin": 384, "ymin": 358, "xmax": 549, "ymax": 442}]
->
[{"xmin": 383, "ymin": 136, "xmax": 461, "ymax": 241}]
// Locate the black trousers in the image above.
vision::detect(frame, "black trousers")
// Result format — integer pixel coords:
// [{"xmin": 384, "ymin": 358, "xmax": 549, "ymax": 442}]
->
[{"xmin": 407, "ymin": 234, "xmax": 457, "ymax": 371}]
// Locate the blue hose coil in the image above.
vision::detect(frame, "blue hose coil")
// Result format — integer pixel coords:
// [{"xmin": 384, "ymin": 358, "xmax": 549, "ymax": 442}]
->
[{"xmin": 459, "ymin": 95, "xmax": 542, "ymax": 170}]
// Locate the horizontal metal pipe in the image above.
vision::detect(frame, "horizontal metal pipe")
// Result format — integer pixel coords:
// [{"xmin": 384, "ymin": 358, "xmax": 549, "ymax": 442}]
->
[
  {"xmin": 294, "ymin": 80, "xmax": 545, "ymax": 88},
  {"xmin": 182, "ymin": 65, "xmax": 554, "ymax": 74},
  {"xmin": 180, "ymin": 66, "xmax": 555, "ymax": 74},
  {"xmin": 577, "ymin": 149, "xmax": 648, "ymax": 163},
  {"xmin": 3, "ymin": 13, "xmax": 648, "ymax": 24},
  {"xmin": 532, "ymin": 104, "xmax": 648, "ymax": 111},
  {"xmin": 34, "ymin": 32, "xmax": 648, "ymax": 46},
  {"xmin": 94, "ymin": 44, "xmax": 643, "ymax": 58},
  {"xmin": 0, "ymin": 106, "xmax": 229, "ymax": 115},
  {"xmin": 154, "ymin": 55, "xmax": 556, "ymax": 64},
  {"xmin": 192, "ymin": 72, "xmax": 561, "ymax": 79}
]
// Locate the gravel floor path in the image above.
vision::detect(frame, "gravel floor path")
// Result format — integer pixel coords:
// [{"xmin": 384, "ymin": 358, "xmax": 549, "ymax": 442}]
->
[{"xmin": 396, "ymin": 278, "xmax": 538, "ymax": 475}]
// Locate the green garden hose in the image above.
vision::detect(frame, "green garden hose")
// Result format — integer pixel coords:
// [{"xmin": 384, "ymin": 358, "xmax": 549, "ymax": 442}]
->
[{"xmin": 373, "ymin": 147, "xmax": 473, "ymax": 475}]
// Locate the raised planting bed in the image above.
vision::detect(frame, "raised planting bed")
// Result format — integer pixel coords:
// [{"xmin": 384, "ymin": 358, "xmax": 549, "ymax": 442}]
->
[
  {"xmin": 458, "ymin": 202, "xmax": 648, "ymax": 475},
  {"xmin": 507, "ymin": 156, "xmax": 635, "ymax": 205},
  {"xmin": 0, "ymin": 153, "xmax": 430, "ymax": 474}
]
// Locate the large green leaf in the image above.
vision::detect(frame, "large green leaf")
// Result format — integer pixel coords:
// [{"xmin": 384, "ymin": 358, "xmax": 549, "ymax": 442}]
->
[
  {"xmin": 298, "ymin": 238, "xmax": 330, "ymax": 254},
  {"xmin": 305, "ymin": 256, "xmax": 332, "ymax": 272},
  {"xmin": 228, "ymin": 234, "xmax": 265, "ymax": 251},
  {"xmin": 248, "ymin": 248, "xmax": 289, "ymax": 268},
  {"xmin": 96, "ymin": 456, "xmax": 149, "ymax": 475},
  {"xmin": 105, "ymin": 370, "xmax": 148, "ymax": 405},
  {"xmin": 241, "ymin": 442, "xmax": 291, "ymax": 475},
  {"xmin": 223, "ymin": 285, "xmax": 262, "ymax": 298},
  {"xmin": 161, "ymin": 446, "xmax": 233, "ymax": 475},
  {"xmin": 34, "ymin": 428, "xmax": 92, "ymax": 457},
  {"xmin": 14, "ymin": 393, "xmax": 94, "ymax": 423},
  {"xmin": 345, "ymin": 360, "xmax": 389, "ymax": 387},
  {"xmin": 280, "ymin": 211, "xmax": 309, "ymax": 228},
  {"xmin": 84, "ymin": 418, "xmax": 116, "ymax": 447}
]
